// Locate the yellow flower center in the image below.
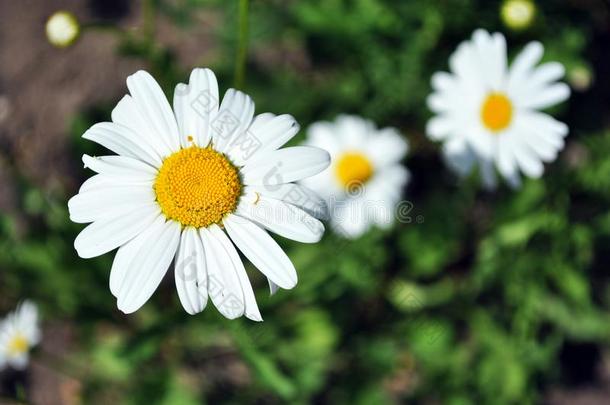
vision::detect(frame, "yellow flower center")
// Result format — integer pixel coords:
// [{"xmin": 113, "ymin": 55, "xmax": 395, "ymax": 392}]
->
[
  {"xmin": 481, "ymin": 92, "xmax": 513, "ymax": 132},
  {"xmin": 154, "ymin": 146, "xmax": 241, "ymax": 228},
  {"xmin": 335, "ymin": 152, "xmax": 374, "ymax": 187},
  {"xmin": 7, "ymin": 335, "xmax": 29, "ymax": 355}
]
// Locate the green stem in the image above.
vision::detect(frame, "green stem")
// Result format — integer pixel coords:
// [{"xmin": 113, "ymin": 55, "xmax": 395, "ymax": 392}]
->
[
  {"xmin": 234, "ymin": 0, "xmax": 250, "ymax": 89},
  {"xmin": 142, "ymin": 0, "xmax": 156, "ymax": 44}
]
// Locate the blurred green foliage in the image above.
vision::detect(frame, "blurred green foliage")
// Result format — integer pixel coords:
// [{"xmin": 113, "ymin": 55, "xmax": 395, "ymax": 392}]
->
[{"xmin": 1, "ymin": 0, "xmax": 608, "ymax": 403}]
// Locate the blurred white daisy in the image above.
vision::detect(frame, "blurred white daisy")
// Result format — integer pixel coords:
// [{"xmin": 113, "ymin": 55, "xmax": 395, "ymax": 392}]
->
[
  {"xmin": 427, "ymin": 29, "xmax": 570, "ymax": 189},
  {"xmin": 0, "ymin": 301, "xmax": 41, "ymax": 370},
  {"xmin": 302, "ymin": 115, "xmax": 409, "ymax": 239},
  {"xmin": 68, "ymin": 68, "xmax": 330, "ymax": 319}
]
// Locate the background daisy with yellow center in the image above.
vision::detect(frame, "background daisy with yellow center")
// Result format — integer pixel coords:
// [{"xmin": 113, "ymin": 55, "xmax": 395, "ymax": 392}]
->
[
  {"xmin": 0, "ymin": 301, "xmax": 40, "ymax": 370},
  {"xmin": 68, "ymin": 68, "xmax": 330, "ymax": 319},
  {"xmin": 302, "ymin": 115, "xmax": 409, "ymax": 239},
  {"xmin": 427, "ymin": 29, "xmax": 570, "ymax": 188}
]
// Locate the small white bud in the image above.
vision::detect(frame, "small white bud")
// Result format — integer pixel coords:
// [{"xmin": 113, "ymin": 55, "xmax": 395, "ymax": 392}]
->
[
  {"xmin": 501, "ymin": 0, "xmax": 536, "ymax": 31},
  {"xmin": 46, "ymin": 11, "xmax": 80, "ymax": 48}
]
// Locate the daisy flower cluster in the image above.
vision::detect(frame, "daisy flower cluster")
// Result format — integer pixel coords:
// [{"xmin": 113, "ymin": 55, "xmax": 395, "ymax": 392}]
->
[
  {"xmin": 0, "ymin": 301, "xmax": 40, "ymax": 371},
  {"xmin": 68, "ymin": 29, "xmax": 569, "ymax": 320}
]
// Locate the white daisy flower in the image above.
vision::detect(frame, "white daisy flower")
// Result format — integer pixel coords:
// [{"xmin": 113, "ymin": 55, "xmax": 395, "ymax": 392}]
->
[
  {"xmin": 427, "ymin": 29, "xmax": 570, "ymax": 189},
  {"xmin": 0, "ymin": 301, "xmax": 41, "ymax": 370},
  {"xmin": 302, "ymin": 115, "xmax": 409, "ymax": 239},
  {"xmin": 68, "ymin": 69, "xmax": 331, "ymax": 320}
]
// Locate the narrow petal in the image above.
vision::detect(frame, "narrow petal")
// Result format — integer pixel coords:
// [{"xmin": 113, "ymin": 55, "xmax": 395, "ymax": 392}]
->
[
  {"xmin": 518, "ymin": 83, "xmax": 570, "ymax": 110},
  {"xmin": 9, "ymin": 353, "xmax": 28, "ymax": 370},
  {"xmin": 208, "ymin": 226, "xmax": 262, "ymax": 322},
  {"xmin": 83, "ymin": 122, "xmax": 161, "ymax": 167},
  {"xmin": 268, "ymin": 278, "xmax": 280, "ymax": 295},
  {"xmin": 236, "ymin": 192, "xmax": 325, "ymax": 243},
  {"xmin": 199, "ymin": 225, "xmax": 245, "ymax": 319},
  {"xmin": 227, "ymin": 113, "xmax": 300, "ymax": 166},
  {"xmin": 497, "ymin": 134, "xmax": 521, "ymax": 186},
  {"xmin": 82, "ymin": 155, "xmax": 157, "ymax": 180},
  {"xmin": 241, "ymin": 146, "xmax": 330, "ymax": 186},
  {"xmin": 442, "ymin": 137, "xmax": 477, "ymax": 177},
  {"xmin": 427, "ymin": 116, "xmax": 455, "ymax": 141},
  {"xmin": 248, "ymin": 183, "xmax": 329, "ymax": 220},
  {"xmin": 110, "ymin": 222, "xmax": 152, "ymax": 297},
  {"xmin": 126, "ymin": 70, "xmax": 180, "ymax": 153},
  {"xmin": 74, "ymin": 203, "xmax": 159, "ymax": 259},
  {"xmin": 508, "ymin": 41, "xmax": 543, "ymax": 89},
  {"xmin": 116, "ymin": 218, "xmax": 181, "ymax": 313},
  {"xmin": 173, "ymin": 68, "xmax": 219, "ymax": 148},
  {"xmin": 175, "ymin": 227, "xmax": 208, "ymax": 315},
  {"xmin": 512, "ymin": 139, "xmax": 545, "ymax": 178},
  {"xmin": 212, "ymin": 89, "xmax": 255, "ymax": 153},
  {"xmin": 112, "ymin": 95, "xmax": 172, "ymax": 158},
  {"xmin": 367, "ymin": 127, "xmax": 409, "ymax": 167},
  {"xmin": 223, "ymin": 214, "xmax": 297, "ymax": 289},
  {"xmin": 68, "ymin": 185, "xmax": 155, "ymax": 223}
]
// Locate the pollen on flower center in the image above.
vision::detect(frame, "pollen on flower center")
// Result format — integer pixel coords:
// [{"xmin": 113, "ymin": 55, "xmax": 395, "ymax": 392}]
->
[
  {"xmin": 154, "ymin": 146, "xmax": 241, "ymax": 228},
  {"xmin": 8, "ymin": 335, "xmax": 29, "ymax": 355},
  {"xmin": 481, "ymin": 92, "xmax": 513, "ymax": 132},
  {"xmin": 335, "ymin": 152, "xmax": 374, "ymax": 187}
]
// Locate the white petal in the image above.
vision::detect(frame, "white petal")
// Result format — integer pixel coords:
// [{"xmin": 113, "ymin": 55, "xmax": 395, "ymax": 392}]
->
[
  {"xmin": 83, "ymin": 122, "xmax": 161, "ymax": 167},
  {"xmin": 479, "ymin": 158, "xmax": 498, "ymax": 190},
  {"xmin": 236, "ymin": 192, "xmax": 325, "ymax": 243},
  {"xmin": 497, "ymin": 134, "xmax": 520, "ymax": 185},
  {"xmin": 207, "ymin": 225, "xmax": 261, "ymax": 322},
  {"xmin": 68, "ymin": 185, "xmax": 155, "ymax": 223},
  {"xmin": 248, "ymin": 183, "xmax": 329, "ymax": 220},
  {"xmin": 431, "ymin": 72, "xmax": 456, "ymax": 92},
  {"xmin": 110, "ymin": 223, "xmax": 151, "ymax": 297},
  {"xmin": 173, "ymin": 68, "xmax": 219, "ymax": 148},
  {"xmin": 427, "ymin": 116, "xmax": 455, "ymax": 141},
  {"xmin": 472, "ymin": 30, "xmax": 506, "ymax": 90},
  {"xmin": 9, "ymin": 353, "xmax": 28, "ymax": 370},
  {"xmin": 211, "ymin": 89, "xmax": 255, "ymax": 153},
  {"xmin": 305, "ymin": 121, "xmax": 342, "ymax": 156},
  {"xmin": 330, "ymin": 201, "xmax": 370, "ymax": 239},
  {"xmin": 199, "ymin": 225, "xmax": 245, "ymax": 319},
  {"xmin": 175, "ymin": 227, "xmax": 208, "ymax": 315},
  {"xmin": 241, "ymin": 146, "xmax": 330, "ymax": 185},
  {"xmin": 268, "ymin": 279, "xmax": 280, "ymax": 295},
  {"xmin": 466, "ymin": 127, "xmax": 496, "ymax": 160},
  {"xmin": 530, "ymin": 62, "xmax": 565, "ymax": 88},
  {"xmin": 223, "ymin": 214, "xmax": 297, "ymax": 289},
  {"xmin": 228, "ymin": 113, "xmax": 300, "ymax": 166},
  {"xmin": 517, "ymin": 111, "xmax": 568, "ymax": 150},
  {"xmin": 334, "ymin": 115, "xmax": 372, "ymax": 148},
  {"xmin": 512, "ymin": 139, "xmax": 545, "ymax": 178},
  {"xmin": 367, "ymin": 127, "xmax": 408, "ymax": 167},
  {"xmin": 82, "ymin": 154, "xmax": 157, "ymax": 180},
  {"xmin": 126, "ymin": 70, "xmax": 180, "ymax": 153},
  {"xmin": 112, "ymin": 95, "xmax": 172, "ymax": 158},
  {"xmin": 508, "ymin": 41, "xmax": 543, "ymax": 89},
  {"xmin": 74, "ymin": 203, "xmax": 159, "ymax": 259},
  {"xmin": 518, "ymin": 83, "xmax": 570, "ymax": 109},
  {"xmin": 78, "ymin": 174, "xmax": 152, "ymax": 194},
  {"xmin": 443, "ymin": 137, "xmax": 477, "ymax": 177},
  {"xmin": 116, "ymin": 218, "xmax": 181, "ymax": 313}
]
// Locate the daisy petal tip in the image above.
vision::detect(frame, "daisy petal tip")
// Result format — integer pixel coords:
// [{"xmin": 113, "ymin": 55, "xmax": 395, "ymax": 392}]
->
[
  {"xmin": 246, "ymin": 312, "xmax": 263, "ymax": 322},
  {"xmin": 116, "ymin": 299, "xmax": 140, "ymax": 315}
]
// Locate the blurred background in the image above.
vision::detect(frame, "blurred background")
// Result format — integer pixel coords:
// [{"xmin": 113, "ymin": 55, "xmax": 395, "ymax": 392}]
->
[{"xmin": 0, "ymin": 0, "xmax": 609, "ymax": 403}]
